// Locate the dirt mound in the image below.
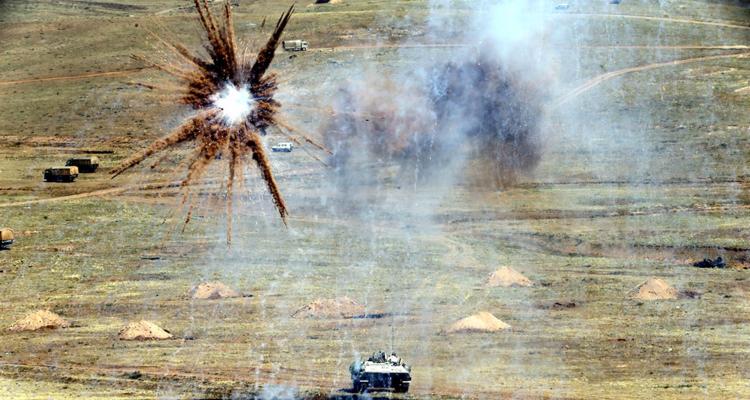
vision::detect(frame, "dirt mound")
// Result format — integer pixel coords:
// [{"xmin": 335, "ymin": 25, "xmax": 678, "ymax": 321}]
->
[
  {"xmin": 118, "ymin": 320, "xmax": 173, "ymax": 340},
  {"xmin": 447, "ymin": 311, "xmax": 510, "ymax": 333},
  {"xmin": 8, "ymin": 310, "xmax": 69, "ymax": 332},
  {"xmin": 485, "ymin": 266, "xmax": 533, "ymax": 287},
  {"xmin": 292, "ymin": 297, "xmax": 366, "ymax": 319},
  {"xmin": 188, "ymin": 281, "xmax": 241, "ymax": 300},
  {"xmin": 629, "ymin": 278, "xmax": 679, "ymax": 300}
]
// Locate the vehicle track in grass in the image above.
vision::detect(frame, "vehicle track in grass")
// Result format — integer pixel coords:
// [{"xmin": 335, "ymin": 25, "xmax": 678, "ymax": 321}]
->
[
  {"xmin": 552, "ymin": 51, "xmax": 750, "ymax": 108},
  {"xmin": 0, "ymin": 68, "xmax": 147, "ymax": 87},
  {"xmin": 0, "ymin": 360, "xmax": 562, "ymax": 399},
  {"xmin": 0, "ymin": 42, "xmax": 745, "ymax": 87},
  {"xmin": 563, "ymin": 12, "xmax": 750, "ymax": 31},
  {"xmin": 0, "ymin": 180, "xmax": 184, "ymax": 208}
]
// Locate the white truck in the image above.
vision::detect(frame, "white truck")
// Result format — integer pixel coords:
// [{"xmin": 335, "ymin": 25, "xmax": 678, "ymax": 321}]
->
[
  {"xmin": 271, "ymin": 142, "xmax": 294, "ymax": 152},
  {"xmin": 282, "ymin": 39, "xmax": 308, "ymax": 51}
]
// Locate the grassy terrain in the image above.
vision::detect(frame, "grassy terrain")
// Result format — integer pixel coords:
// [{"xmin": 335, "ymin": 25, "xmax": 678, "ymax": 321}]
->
[{"xmin": 2, "ymin": 0, "xmax": 750, "ymax": 399}]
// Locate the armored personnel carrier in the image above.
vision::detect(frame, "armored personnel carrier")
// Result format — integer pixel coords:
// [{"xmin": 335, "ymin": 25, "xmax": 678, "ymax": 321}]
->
[{"xmin": 350, "ymin": 351, "xmax": 411, "ymax": 393}]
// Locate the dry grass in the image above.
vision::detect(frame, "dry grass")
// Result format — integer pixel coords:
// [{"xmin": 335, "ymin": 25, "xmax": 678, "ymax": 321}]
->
[{"xmin": 1, "ymin": 0, "xmax": 750, "ymax": 399}]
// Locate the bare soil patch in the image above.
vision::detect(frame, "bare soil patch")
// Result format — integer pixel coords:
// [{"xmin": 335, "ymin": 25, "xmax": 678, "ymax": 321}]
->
[
  {"xmin": 485, "ymin": 266, "xmax": 533, "ymax": 287},
  {"xmin": 188, "ymin": 281, "xmax": 242, "ymax": 300},
  {"xmin": 447, "ymin": 311, "xmax": 510, "ymax": 334},
  {"xmin": 629, "ymin": 278, "xmax": 679, "ymax": 300},
  {"xmin": 292, "ymin": 297, "xmax": 366, "ymax": 319},
  {"xmin": 69, "ymin": 1, "xmax": 147, "ymax": 11},
  {"xmin": 8, "ymin": 310, "xmax": 69, "ymax": 332},
  {"xmin": 118, "ymin": 320, "xmax": 172, "ymax": 340}
]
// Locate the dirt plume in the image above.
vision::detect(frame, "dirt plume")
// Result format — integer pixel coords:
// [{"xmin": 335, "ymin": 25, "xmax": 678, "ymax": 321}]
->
[
  {"xmin": 111, "ymin": 2, "xmax": 296, "ymax": 244},
  {"xmin": 292, "ymin": 297, "xmax": 366, "ymax": 319},
  {"xmin": 118, "ymin": 320, "xmax": 173, "ymax": 340},
  {"xmin": 485, "ymin": 266, "xmax": 533, "ymax": 288},
  {"xmin": 447, "ymin": 311, "xmax": 510, "ymax": 334},
  {"xmin": 8, "ymin": 310, "xmax": 69, "ymax": 332},
  {"xmin": 629, "ymin": 278, "xmax": 679, "ymax": 301},
  {"xmin": 189, "ymin": 281, "xmax": 242, "ymax": 299}
]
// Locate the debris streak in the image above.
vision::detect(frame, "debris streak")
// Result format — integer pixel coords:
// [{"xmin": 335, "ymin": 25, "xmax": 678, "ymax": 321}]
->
[{"xmin": 112, "ymin": 2, "xmax": 296, "ymax": 243}]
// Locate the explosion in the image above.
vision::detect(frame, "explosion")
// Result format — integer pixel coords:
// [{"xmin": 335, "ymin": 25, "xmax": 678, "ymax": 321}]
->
[{"xmin": 111, "ymin": 1, "xmax": 294, "ymax": 243}]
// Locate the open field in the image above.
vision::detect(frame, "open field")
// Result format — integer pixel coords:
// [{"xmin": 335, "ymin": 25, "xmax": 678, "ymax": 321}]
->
[{"xmin": 1, "ymin": 0, "xmax": 750, "ymax": 399}]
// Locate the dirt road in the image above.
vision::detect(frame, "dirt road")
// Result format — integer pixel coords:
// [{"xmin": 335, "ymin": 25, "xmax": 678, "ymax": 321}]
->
[
  {"xmin": 2, "ymin": 42, "xmax": 744, "ymax": 88},
  {"xmin": 0, "ymin": 180, "xmax": 183, "ymax": 208},
  {"xmin": 552, "ymin": 51, "xmax": 750, "ymax": 108},
  {"xmin": 0, "ymin": 68, "xmax": 146, "ymax": 87},
  {"xmin": 563, "ymin": 12, "xmax": 750, "ymax": 31}
]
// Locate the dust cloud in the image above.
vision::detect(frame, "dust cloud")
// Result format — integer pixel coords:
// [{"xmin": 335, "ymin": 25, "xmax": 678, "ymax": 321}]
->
[{"xmin": 322, "ymin": 1, "xmax": 554, "ymax": 190}]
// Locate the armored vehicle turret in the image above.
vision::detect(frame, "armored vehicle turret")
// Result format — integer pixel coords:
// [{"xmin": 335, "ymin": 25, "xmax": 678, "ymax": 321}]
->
[{"xmin": 350, "ymin": 351, "xmax": 411, "ymax": 393}]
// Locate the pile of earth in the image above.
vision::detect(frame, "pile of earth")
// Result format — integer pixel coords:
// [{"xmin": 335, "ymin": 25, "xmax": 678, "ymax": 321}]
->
[
  {"xmin": 485, "ymin": 266, "xmax": 533, "ymax": 287},
  {"xmin": 8, "ymin": 310, "xmax": 69, "ymax": 332},
  {"xmin": 118, "ymin": 320, "xmax": 172, "ymax": 340},
  {"xmin": 292, "ymin": 297, "xmax": 366, "ymax": 319},
  {"xmin": 447, "ymin": 311, "xmax": 510, "ymax": 333},
  {"xmin": 188, "ymin": 281, "xmax": 242, "ymax": 300},
  {"xmin": 629, "ymin": 278, "xmax": 679, "ymax": 300}
]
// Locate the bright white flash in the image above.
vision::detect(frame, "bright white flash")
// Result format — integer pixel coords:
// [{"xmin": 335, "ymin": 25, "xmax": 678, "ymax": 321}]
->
[{"xmin": 211, "ymin": 83, "xmax": 254, "ymax": 125}]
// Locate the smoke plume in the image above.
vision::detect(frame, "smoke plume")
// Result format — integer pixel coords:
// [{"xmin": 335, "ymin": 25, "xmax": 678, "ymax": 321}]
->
[{"xmin": 322, "ymin": 1, "xmax": 552, "ymax": 189}]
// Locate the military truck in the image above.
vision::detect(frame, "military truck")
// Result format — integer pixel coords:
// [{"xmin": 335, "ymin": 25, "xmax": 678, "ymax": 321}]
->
[
  {"xmin": 350, "ymin": 351, "xmax": 411, "ymax": 393},
  {"xmin": 44, "ymin": 166, "xmax": 79, "ymax": 182},
  {"xmin": 65, "ymin": 156, "xmax": 100, "ymax": 173},
  {"xmin": 282, "ymin": 39, "xmax": 308, "ymax": 51},
  {"xmin": 0, "ymin": 228, "xmax": 14, "ymax": 250}
]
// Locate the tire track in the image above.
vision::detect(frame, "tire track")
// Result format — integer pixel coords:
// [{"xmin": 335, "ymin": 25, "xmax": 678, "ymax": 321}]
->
[
  {"xmin": 0, "ymin": 43, "xmax": 745, "ymax": 88},
  {"xmin": 0, "ymin": 180, "xmax": 178, "ymax": 208},
  {"xmin": 563, "ymin": 12, "xmax": 750, "ymax": 31},
  {"xmin": 0, "ymin": 68, "xmax": 147, "ymax": 87},
  {"xmin": 552, "ymin": 51, "xmax": 750, "ymax": 108}
]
